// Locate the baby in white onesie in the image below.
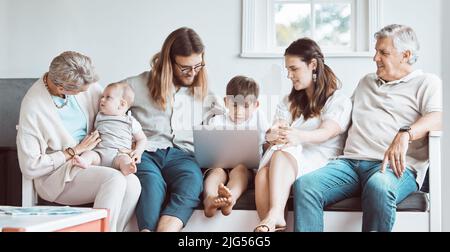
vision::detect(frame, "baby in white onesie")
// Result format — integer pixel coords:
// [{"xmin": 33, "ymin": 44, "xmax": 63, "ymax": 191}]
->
[{"xmin": 73, "ymin": 82, "xmax": 147, "ymax": 176}]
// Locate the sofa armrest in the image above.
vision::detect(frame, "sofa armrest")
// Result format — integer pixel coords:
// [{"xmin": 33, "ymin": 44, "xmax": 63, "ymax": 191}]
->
[
  {"xmin": 21, "ymin": 175, "xmax": 37, "ymax": 207},
  {"xmin": 428, "ymin": 130, "xmax": 442, "ymax": 231}
]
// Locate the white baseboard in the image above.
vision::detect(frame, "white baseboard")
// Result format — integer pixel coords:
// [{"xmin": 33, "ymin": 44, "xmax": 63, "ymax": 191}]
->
[{"xmin": 124, "ymin": 210, "xmax": 429, "ymax": 232}]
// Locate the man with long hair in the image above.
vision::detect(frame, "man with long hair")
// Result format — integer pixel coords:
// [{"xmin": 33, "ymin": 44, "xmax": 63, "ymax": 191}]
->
[{"xmin": 124, "ymin": 27, "xmax": 221, "ymax": 232}]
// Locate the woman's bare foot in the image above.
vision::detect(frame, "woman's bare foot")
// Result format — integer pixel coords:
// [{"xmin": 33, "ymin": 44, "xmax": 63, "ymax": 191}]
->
[
  {"xmin": 203, "ymin": 195, "xmax": 220, "ymax": 217},
  {"xmin": 72, "ymin": 155, "xmax": 90, "ymax": 169},
  {"xmin": 217, "ymin": 183, "xmax": 234, "ymax": 216},
  {"xmin": 254, "ymin": 217, "xmax": 287, "ymax": 232}
]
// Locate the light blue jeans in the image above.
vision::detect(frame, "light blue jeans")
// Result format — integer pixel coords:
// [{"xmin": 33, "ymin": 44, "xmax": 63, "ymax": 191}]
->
[{"xmin": 293, "ymin": 159, "xmax": 418, "ymax": 232}]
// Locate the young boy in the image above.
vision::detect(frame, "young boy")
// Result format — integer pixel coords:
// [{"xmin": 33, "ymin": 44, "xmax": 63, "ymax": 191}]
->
[
  {"xmin": 203, "ymin": 75, "xmax": 268, "ymax": 217},
  {"xmin": 73, "ymin": 82, "xmax": 147, "ymax": 176}
]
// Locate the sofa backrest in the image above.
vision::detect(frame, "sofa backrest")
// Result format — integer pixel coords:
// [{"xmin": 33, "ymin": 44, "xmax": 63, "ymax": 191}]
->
[
  {"xmin": 0, "ymin": 79, "xmax": 37, "ymax": 147},
  {"xmin": 0, "ymin": 78, "xmax": 431, "ymax": 193}
]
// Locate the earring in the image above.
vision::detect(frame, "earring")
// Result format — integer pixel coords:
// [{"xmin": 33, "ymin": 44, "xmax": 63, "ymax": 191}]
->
[{"xmin": 312, "ymin": 71, "xmax": 317, "ymax": 83}]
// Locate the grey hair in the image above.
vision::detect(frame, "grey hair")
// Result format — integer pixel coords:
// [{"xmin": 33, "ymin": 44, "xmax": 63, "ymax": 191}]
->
[
  {"xmin": 374, "ymin": 24, "xmax": 420, "ymax": 65},
  {"xmin": 48, "ymin": 51, "xmax": 99, "ymax": 91}
]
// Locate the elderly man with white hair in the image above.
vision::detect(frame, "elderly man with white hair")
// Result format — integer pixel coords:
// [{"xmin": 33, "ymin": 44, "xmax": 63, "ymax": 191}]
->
[{"xmin": 293, "ymin": 24, "xmax": 442, "ymax": 232}]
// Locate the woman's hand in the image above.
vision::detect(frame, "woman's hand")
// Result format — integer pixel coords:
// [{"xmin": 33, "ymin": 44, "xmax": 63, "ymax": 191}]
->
[
  {"xmin": 265, "ymin": 120, "xmax": 290, "ymax": 145},
  {"xmin": 74, "ymin": 130, "xmax": 101, "ymax": 154},
  {"xmin": 265, "ymin": 128, "xmax": 278, "ymax": 144},
  {"xmin": 278, "ymin": 127, "xmax": 302, "ymax": 148}
]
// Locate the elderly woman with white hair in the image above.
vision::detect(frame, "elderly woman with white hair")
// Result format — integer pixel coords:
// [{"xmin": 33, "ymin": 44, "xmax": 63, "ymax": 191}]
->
[
  {"xmin": 16, "ymin": 51, "xmax": 141, "ymax": 232},
  {"xmin": 293, "ymin": 24, "xmax": 442, "ymax": 232}
]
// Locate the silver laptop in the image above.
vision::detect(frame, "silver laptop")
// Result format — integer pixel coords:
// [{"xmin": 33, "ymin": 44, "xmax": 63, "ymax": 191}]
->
[{"xmin": 193, "ymin": 126, "xmax": 260, "ymax": 169}]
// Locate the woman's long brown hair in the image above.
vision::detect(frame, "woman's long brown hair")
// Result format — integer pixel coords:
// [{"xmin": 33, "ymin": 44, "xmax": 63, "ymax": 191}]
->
[
  {"xmin": 285, "ymin": 38, "xmax": 340, "ymax": 120},
  {"xmin": 148, "ymin": 27, "xmax": 208, "ymax": 110}
]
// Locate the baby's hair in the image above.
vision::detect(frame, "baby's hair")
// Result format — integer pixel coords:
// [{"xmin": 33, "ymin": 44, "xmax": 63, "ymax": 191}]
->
[
  {"xmin": 106, "ymin": 82, "xmax": 135, "ymax": 108},
  {"xmin": 226, "ymin": 75, "xmax": 260, "ymax": 99}
]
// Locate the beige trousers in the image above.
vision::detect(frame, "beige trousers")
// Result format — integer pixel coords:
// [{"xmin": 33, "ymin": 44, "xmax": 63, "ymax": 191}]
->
[{"xmin": 54, "ymin": 166, "xmax": 141, "ymax": 232}]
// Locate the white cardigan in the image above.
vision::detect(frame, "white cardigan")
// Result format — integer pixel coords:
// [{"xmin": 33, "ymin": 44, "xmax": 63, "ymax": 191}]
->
[{"xmin": 16, "ymin": 77, "xmax": 102, "ymax": 201}]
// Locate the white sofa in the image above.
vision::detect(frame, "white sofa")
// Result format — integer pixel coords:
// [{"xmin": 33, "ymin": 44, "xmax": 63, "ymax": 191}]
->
[
  {"xmin": 183, "ymin": 131, "xmax": 442, "ymax": 232},
  {"xmin": 23, "ymin": 131, "xmax": 442, "ymax": 232},
  {"xmin": 13, "ymin": 77, "xmax": 442, "ymax": 232}
]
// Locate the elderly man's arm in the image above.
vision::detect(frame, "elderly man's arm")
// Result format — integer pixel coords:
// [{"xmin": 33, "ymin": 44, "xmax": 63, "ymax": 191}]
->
[
  {"xmin": 381, "ymin": 111, "xmax": 442, "ymax": 178},
  {"xmin": 408, "ymin": 112, "xmax": 442, "ymax": 140}
]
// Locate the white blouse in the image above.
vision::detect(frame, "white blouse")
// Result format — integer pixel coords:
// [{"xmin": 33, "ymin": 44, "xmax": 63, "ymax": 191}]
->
[{"xmin": 260, "ymin": 90, "xmax": 352, "ymax": 176}]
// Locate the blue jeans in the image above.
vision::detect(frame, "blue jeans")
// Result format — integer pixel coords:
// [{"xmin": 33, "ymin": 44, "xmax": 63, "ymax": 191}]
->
[
  {"xmin": 135, "ymin": 147, "xmax": 203, "ymax": 231},
  {"xmin": 293, "ymin": 159, "xmax": 418, "ymax": 232}
]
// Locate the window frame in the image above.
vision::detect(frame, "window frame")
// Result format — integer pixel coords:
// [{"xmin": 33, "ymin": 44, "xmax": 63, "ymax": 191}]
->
[{"xmin": 241, "ymin": 0, "xmax": 383, "ymax": 58}]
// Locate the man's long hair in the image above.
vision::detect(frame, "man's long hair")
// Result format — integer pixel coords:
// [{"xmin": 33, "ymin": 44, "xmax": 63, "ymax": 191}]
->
[{"xmin": 148, "ymin": 27, "xmax": 208, "ymax": 110}]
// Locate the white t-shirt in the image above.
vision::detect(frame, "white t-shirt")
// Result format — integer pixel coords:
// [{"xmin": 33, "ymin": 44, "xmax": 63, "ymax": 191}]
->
[
  {"xmin": 208, "ymin": 109, "xmax": 269, "ymax": 155},
  {"xmin": 130, "ymin": 114, "xmax": 143, "ymax": 135},
  {"xmin": 260, "ymin": 90, "xmax": 352, "ymax": 177}
]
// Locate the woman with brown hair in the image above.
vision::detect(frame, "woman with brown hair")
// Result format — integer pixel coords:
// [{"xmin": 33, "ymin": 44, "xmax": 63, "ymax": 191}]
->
[
  {"xmin": 254, "ymin": 38, "xmax": 352, "ymax": 232},
  {"xmin": 124, "ymin": 27, "xmax": 222, "ymax": 232}
]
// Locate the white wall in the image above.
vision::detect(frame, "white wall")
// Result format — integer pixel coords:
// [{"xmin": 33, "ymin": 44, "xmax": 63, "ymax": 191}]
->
[
  {"xmin": 382, "ymin": 0, "xmax": 442, "ymax": 76},
  {"xmin": 442, "ymin": 0, "xmax": 450, "ymax": 232},
  {"xmin": 0, "ymin": 0, "xmax": 241, "ymax": 91},
  {"xmin": 0, "ymin": 0, "xmax": 442, "ymax": 98},
  {"xmin": 0, "ymin": 0, "xmax": 7, "ymax": 63}
]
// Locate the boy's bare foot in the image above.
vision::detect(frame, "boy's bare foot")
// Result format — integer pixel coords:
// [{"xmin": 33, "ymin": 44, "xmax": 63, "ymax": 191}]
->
[
  {"xmin": 72, "ymin": 155, "xmax": 90, "ymax": 169},
  {"xmin": 203, "ymin": 195, "xmax": 220, "ymax": 217},
  {"xmin": 120, "ymin": 162, "xmax": 137, "ymax": 176},
  {"xmin": 213, "ymin": 197, "xmax": 233, "ymax": 216},
  {"xmin": 217, "ymin": 183, "xmax": 234, "ymax": 216}
]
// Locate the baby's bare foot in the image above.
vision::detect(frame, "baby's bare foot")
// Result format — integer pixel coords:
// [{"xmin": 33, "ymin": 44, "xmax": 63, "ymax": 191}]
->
[
  {"xmin": 120, "ymin": 162, "xmax": 137, "ymax": 176},
  {"xmin": 72, "ymin": 155, "xmax": 90, "ymax": 169}
]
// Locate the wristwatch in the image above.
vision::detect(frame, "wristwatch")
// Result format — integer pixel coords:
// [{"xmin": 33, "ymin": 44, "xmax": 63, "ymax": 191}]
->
[
  {"xmin": 65, "ymin": 147, "xmax": 77, "ymax": 158},
  {"xmin": 399, "ymin": 126, "xmax": 413, "ymax": 143}
]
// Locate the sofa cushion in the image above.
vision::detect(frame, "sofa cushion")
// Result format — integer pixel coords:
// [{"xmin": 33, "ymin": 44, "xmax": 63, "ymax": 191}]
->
[
  {"xmin": 323, "ymin": 191, "xmax": 428, "ymax": 212},
  {"xmin": 196, "ymin": 189, "xmax": 428, "ymax": 212},
  {"xmin": 197, "ymin": 167, "xmax": 430, "ymax": 212}
]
